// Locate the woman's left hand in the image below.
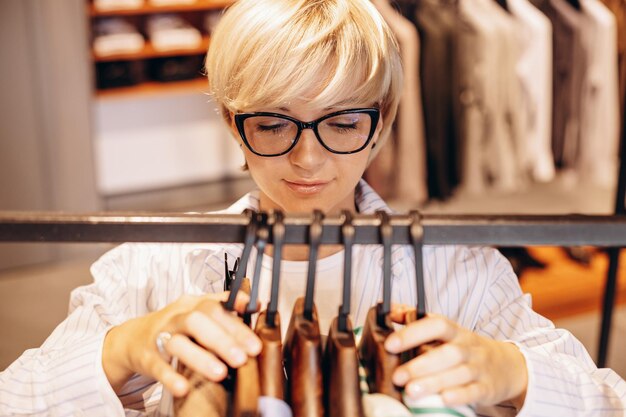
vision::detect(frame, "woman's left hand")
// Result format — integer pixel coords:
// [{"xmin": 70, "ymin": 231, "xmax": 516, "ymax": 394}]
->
[{"xmin": 384, "ymin": 308, "xmax": 528, "ymax": 409}]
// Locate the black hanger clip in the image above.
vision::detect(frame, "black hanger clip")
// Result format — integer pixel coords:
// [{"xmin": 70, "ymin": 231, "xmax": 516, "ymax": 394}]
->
[{"xmin": 409, "ymin": 210, "xmax": 426, "ymax": 320}]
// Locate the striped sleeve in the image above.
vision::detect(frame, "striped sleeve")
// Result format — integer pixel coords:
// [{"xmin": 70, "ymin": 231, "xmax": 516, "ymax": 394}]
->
[
  {"xmin": 0, "ymin": 245, "xmax": 136, "ymax": 416},
  {"xmin": 473, "ymin": 249, "xmax": 626, "ymax": 416},
  {"xmin": 0, "ymin": 242, "xmax": 229, "ymax": 416}
]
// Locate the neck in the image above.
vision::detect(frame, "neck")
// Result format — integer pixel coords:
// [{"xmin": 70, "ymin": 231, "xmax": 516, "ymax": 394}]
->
[{"xmin": 258, "ymin": 189, "xmax": 358, "ymax": 261}]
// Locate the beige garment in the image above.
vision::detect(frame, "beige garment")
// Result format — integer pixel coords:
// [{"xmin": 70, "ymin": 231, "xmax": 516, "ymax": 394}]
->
[
  {"xmin": 509, "ymin": 0, "xmax": 556, "ymax": 182},
  {"xmin": 475, "ymin": 0, "xmax": 526, "ymax": 192},
  {"xmin": 366, "ymin": 0, "xmax": 428, "ymax": 204},
  {"xmin": 455, "ymin": 0, "xmax": 495, "ymax": 194},
  {"xmin": 599, "ymin": 0, "xmax": 626, "ymax": 115},
  {"xmin": 579, "ymin": 0, "xmax": 620, "ymax": 187}
]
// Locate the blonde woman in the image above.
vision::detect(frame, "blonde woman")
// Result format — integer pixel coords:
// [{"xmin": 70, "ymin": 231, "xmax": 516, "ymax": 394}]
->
[{"xmin": 1, "ymin": 1, "xmax": 624, "ymax": 416}]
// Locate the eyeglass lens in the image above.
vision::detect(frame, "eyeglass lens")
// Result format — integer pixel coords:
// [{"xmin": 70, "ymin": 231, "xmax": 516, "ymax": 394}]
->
[{"xmin": 243, "ymin": 112, "xmax": 373, "ymax": 155}]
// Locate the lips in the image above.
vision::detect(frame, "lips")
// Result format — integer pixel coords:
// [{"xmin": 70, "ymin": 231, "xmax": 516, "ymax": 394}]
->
[{"xmin": 284, "ymin": 179, "xmax": 331, "ymax": 194}]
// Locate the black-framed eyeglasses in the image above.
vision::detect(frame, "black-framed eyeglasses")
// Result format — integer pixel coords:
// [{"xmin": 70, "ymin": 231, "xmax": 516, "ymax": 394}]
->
[{"xmin": 234, "ymin": 108, "xmax": 380, "ymax": 157}]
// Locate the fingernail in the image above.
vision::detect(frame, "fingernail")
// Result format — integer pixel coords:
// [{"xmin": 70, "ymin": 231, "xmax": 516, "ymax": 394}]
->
[
  {"xmin": 246, "ymin": 338, "xmax": 262, "ymax": 354},
  {"xmin": 230, "ymin": 347, "xmax": 246, "ymax": 365},
  {"xmin": 173, "ymin": 378, "xmax": 188, "ymax": 395},
  {"xmin": 385, "ymin": 335, "xmax": 401, "ymax": 352},
  {"xmin": 211, "ymin": 363, "xmax": 226, "ymax": 377},
  {"xmin": 406, "ymin": 382, "xmax": 424, "ymax": 399},
  {"xmin": 393, "ymin": 369, "xmax": 410, "ymax": 386}
]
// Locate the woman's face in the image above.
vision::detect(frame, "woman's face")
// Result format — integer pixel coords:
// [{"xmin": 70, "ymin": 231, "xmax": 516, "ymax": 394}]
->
[{"xmin": 233, "ymin": 99, "xmax": 383, "ymax": 214}]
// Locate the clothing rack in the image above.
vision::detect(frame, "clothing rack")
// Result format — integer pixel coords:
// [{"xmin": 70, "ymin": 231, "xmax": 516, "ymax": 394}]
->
[
  {"xmin": 1, "ymin": 211, "xmax": 625, "ymax": 367},
  {"xmin": 1, "ymin": 212, "xmax": 626, "ymax": 246}
]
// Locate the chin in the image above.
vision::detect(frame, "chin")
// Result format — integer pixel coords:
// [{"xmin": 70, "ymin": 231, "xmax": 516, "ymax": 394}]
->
[{"xmin": 280, "ymin": 199, "xmax": 331, "ymax": 214}]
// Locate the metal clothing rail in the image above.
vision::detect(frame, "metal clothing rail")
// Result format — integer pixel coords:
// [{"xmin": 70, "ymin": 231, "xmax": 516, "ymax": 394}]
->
[
  {"xmin": 1, "ymin": 210, "xmax": 624, "ymax": 367},
  {"xmin": 1, "ymin": 212, "xmax": 626, "ymax": 246}
]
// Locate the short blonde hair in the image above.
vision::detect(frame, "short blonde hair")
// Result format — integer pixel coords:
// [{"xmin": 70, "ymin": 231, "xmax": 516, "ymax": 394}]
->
[{"xmin": 206, "ymin": 0, "xmax": 403, "ymax": 159}]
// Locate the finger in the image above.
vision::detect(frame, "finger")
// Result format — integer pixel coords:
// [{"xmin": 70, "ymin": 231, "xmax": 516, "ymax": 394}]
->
[
  {"xmin": 174, "ymin": 307, "xmax": 258, "ymax": 366},
  {"xmin": 441, "ymin": 382, "xmax": 486, "ymax": 407},
  {"xmin": 403, "ymin": 364, "xmax": 477, "ymax": 400},
  {"xmin": 144, "ymin": 351, "xmax": 189, "ymax": 397},
  {"xmin": 385, "ymin": 315, "xmax": 458, "ymax": 353},
  {"xmin": 167, "ymin": 333, "xmax": 228, "ymax": 382},
  {"xmin": 198, "ymin": 299, "xmax": 262, "ymax": 355},
  {"xmin": 392, "ymin": 343, "xmax": 467, "ymax": 385}
]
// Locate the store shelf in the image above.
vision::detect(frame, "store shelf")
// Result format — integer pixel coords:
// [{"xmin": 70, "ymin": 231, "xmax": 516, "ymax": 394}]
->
[
  {"xmin": 89, "ymin": 0, "xmax": 234, "ymax": 16},
  {"xmin": 94, "ymin": 36, "xmax": 209, "ymax": 62},
  {"xmin": 96, "ymin": 77, "xmax": 209, "ymax": 99}
]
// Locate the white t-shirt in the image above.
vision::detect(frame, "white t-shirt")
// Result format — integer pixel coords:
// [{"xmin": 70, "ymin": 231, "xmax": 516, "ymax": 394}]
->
[{"xmin": 255, "ymin": 248, "xmax": 346, "ymax": 338}]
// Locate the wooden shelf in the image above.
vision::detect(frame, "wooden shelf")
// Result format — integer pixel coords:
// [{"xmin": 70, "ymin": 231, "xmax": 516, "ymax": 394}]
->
[
  {"xmin": 96, "ymin": 77, "xmax": 209, "ymax": 99},
  {"xmin": 89, "ymin": 0, "xmax": 234, "ymax": 16},
  {"xmin": 94, "ymin": 36, "xmax": 209, "ymax": 62}
]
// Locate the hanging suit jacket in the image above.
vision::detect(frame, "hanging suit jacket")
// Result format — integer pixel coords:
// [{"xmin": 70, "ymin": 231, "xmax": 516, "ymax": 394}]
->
[
  {"xmin": 476, "ymin": 0, "xmax": 526, "ymax": 192},
  {"xmin": 455, "ymin": 0, "xmax": 495, "ymax": 194},
  {"xmin": 599, "ymin": 0, "xmax": 626, "ymax": 116},
  {"xmin": 509, "ymin": 0, "xmax": 557, "ymax": 182},
  {"xmin": 406, "ymin": 0, "xmax": 461, "ymax": 199},
  {"xmin": 533, "ymin": 0, "xmax": 587, "ymax": 170},
  {"xmin": 365, "ymin": 0, "xmax": 429, "ymax": 205},
  {"xmin": 578, "ymin": 0, "xmax": 621, "ymax": 187}
]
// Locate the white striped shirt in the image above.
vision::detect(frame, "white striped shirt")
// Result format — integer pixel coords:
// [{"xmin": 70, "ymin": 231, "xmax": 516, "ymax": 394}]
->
[{"xmin": 1, "ymin": 180, "xmax": 624, "ymax": 416}]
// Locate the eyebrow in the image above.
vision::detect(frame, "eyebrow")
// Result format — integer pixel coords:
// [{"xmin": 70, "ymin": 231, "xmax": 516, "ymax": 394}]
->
[{"xmin": 277, "ymin": 106, "xmax": 340, "ymax": 112}]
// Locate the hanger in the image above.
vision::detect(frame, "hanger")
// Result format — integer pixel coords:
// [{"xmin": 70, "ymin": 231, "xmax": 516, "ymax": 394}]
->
[
  {"xmin": 232, "ymin": 212, "xmax": 268, "ymax": 417},
  {"xmin": 223, "ymin": 253, "xmax": 239, "ymax": 291},
  {"xmin": 402, "ymin": 211, "xmax": 440, "ymax": 361},
  {"xmin": 255, "ymin": 210, "xmax": 286, "ymax": 400},
  {"xmin": 283, "ymin": 209, "xmax": 325, "ymax": 417},
  {"xmin": 174, "ymin": 209, "xmax": 258, "ymax": 417},
  {"xmin": 358, "ymin": 210, "xmax": 402, "ymax": 401},
  {"xmin": 405, "ymin": 210, "xmax": 426, "ymax": 322},
  {"xmin": 323, "ymin": 210, "xmax": 365, "ymax": 417}
]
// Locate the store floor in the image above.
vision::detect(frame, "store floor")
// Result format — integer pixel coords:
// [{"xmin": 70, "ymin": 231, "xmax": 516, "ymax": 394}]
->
[{"xmin": 0, "ymin": 257, "xmax": 624, "ymax": 379}]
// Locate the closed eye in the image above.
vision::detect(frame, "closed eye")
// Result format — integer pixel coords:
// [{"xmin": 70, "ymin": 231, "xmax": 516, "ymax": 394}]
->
[{"xmin": 256, "ymin": 123, "xmax": 288, "ymax": 132}]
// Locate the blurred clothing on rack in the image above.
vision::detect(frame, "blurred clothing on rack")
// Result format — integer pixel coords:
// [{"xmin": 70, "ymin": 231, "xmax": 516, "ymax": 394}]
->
[{"xmin": 370, "ymin": 0, "xmax": 621, "ymax": 203}]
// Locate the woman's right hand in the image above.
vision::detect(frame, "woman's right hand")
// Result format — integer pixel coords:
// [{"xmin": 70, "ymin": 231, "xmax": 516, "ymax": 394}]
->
[{"xmin": 102, "ymin": 291, "xmax": 262, "ymax": 397}]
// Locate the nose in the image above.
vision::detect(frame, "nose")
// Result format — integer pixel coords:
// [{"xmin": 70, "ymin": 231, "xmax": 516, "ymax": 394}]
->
[{"xmin": 288, "ymin": 127, "xmax": 327, "ymax": 172}]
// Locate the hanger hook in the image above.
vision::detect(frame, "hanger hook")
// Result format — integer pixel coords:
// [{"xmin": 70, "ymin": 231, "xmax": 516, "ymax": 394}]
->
[
  {"xmin": 266, "ymin": 210, "xmax": 285, "ymax": 328},
  {"xmin": 376, "ymin": 210, "xmax": 393, "ymax": 328},
  {"xmin": 245, "ymin": 212, "xmax": 269, "ymax": 320},
  {"xmin": 224, "ymin": 209, "xmax": 257, "ymax": 311},
  {"xmin": 338, "ymin": 210, "xmax": 355, "ymax": 333},
  {"xmin": 304, "ymin": 209, "xmax": 324, "ymax": 321},
  {"xmin": 409, "ymin": 210, "xmax": 426, "ymax": 319}
]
